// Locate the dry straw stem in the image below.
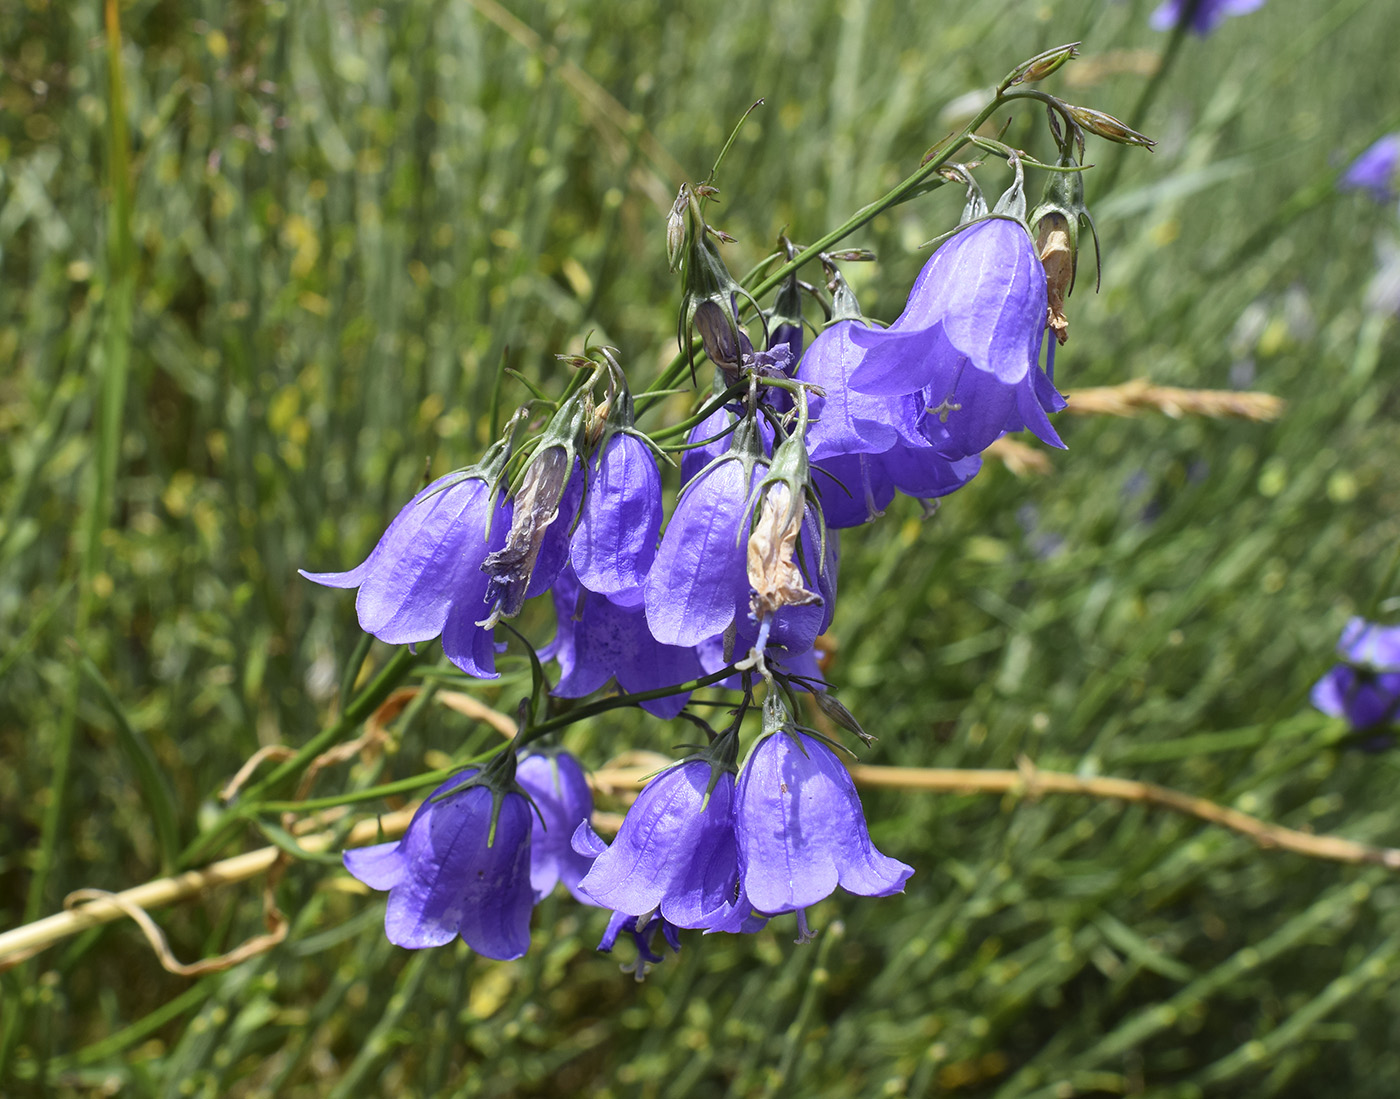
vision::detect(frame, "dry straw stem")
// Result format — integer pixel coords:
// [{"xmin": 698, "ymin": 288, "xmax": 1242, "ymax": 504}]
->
[
  {"xmin": 1064, "ymin": 378, "xmax": 1286, "ymax": 421},
  {"xmin": 5, "ymin": 755, "xmax": 1397, "ymax": 972}
]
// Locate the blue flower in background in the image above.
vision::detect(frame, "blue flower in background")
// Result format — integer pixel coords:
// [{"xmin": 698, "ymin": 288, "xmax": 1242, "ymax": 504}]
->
[
  {"xmin": 573, "ymin": 758, "xmax": 745, "ymax": 930},
  {"xmin": 1311, "ymin": 618, "xmax": 1400, "ymax": 737},
  {"xmin": 1340, "ymin": 135, "xmax": 1400, "ymax": 204},
  {"xmin": 1149, "ymin": 0, "xmax": 1265, "ymax": 35},
  {"xmin": 735, "ymin": 730, "xmax": 912, "ymax": 935},
  {"xmin": 846, "ymin": 218, "xmax": 1064, "ymax": 459},
  {"xmin": 342, "ymin": 771, "xmax": 535, "ymax": 958},
  {"xmin": 301, "ymin": 470, "xmax": 511, "ymax": 678},
  {"xmin": 516, "ymin": 751, "xmax": 596, "ymax": 903}
]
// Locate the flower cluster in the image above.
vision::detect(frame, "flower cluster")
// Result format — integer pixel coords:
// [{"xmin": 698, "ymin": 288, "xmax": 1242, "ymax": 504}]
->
[
  {"xmin": 304, "ymin": 68, "xmax": 1148, "ymax": 970},
  {"xmin": 1311, "ymin": 618, "xmax": 1400, "ymax": 751}
]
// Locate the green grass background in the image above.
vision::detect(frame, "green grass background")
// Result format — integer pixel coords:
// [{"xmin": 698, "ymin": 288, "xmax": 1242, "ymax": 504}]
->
[{"xmin": 3, "ymin": 0, "xmax": 1400, "ymax": 1095}]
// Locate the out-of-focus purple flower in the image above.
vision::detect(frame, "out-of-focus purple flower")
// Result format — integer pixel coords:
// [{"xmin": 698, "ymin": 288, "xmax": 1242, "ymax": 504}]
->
[
  {"xmin": 646, "ymin": 419, "xmax": 765, "ymax": 648},
  {"xmin": 573, "ymin": 757, "xmax": 744, "ymax": 929},
  {"xmin": 846, "ymin": 218, "xmax": 1063, "ymax": 458},
  {"xmin": 1311, "ymin": 618, "xmax": 1400, "ymax": 732},
  {"xmin": 343, "ymin": 771, "xmax": 535, "ymax": 958},
  {"xmin": 545, "ymin": 565, "xmax": 704, "ymax": 719},
  {"xmin": 735, "ymin": 730, "xmax": 912, "ymax": 920},
  {"xmin": 570, "ymin": 432, "xmax": 662, "ymax": 607},
  {"xmin": 301, "ymin": 470, "xmax": 511, "ymax": 678},
  {"xmin": 516, "ymin": 751, "xmax": 595, "ymax": 903},
  {"xmin": 1149, "ymin": 0, "xmax": 1265, "ymax": 34},
  {"xmin": 1340, "ymin": 134, "xmax": 1400, "ymax": 204}
]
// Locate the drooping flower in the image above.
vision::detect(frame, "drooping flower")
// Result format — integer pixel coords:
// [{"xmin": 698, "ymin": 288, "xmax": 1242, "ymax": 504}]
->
[
  {"xmin": 735, "ymin": 729, "xmax": 912, "ymax": 923},
  {"xmin": 846, "ymin": 217, "xmax": 1064, "ymax": 459},
  {"xmin": 1149, "ymin": 0, "xmax": 1265, "ymax": 35},
  {"xmin": 545, "ymin": 564, "xmax": 704, "ymax": 719},
  {"xmin": 570, "ymin": 430, "xmax": 662, "ymax": 607},
  {"xmin": 1311, "ymin": 618, "xmax": 1400, "ymax": 734},
  {"xmin": 573, "ymin": 752, "xmax": 744, "ymax": 930},
  {"xmin": 515, "ymin": 751, "xmax": 595, "ymax": 903},
  {"xmin": 1340, "ymin": 134, "xmax": 1400, "ymax": 204},
  {"xmin": 796, "ymin": 318, "xmax": 982, "ymax": 526},
  {"xmin": 301, "ymin": 468, "xmax": 511, "ymax": 678},
  {"xmin": 343, "ymin": 769, "xmax": 535, "ymax": 958},
  {"xmin": 645, "ymin": 415, "xmax": 766, "ymax": 648}
]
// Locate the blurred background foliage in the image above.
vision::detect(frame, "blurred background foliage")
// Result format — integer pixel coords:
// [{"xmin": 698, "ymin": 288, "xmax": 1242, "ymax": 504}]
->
[{"xmin": 3, "ymin": 0, "xmax": 1400, "ymax": 1095}]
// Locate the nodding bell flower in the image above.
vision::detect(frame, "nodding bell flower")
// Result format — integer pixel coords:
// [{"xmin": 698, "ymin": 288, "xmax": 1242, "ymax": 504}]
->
[
  {"xmin": 645, "ymin": 412, "xmax": 768, "ymax": 648},
  {"xmin": 545, "ymin": 564, "xmax": 704, "ymax": 719},
  {"xmin": 1311, "ymin": 618, "xmax": 1400, "ymax": 736},
  {"xmin": 734, "ymin": 705, "xmax": 912, "ymax": 938},
  {"xmin": 481, "ymin": 390, "xmax": 591, "ymax": 627},
  {"xmin": 846, "ymin": 212, "xmax": 1065, "ymax": 459},
  {"xmin": 301, "ymin": 445, "xmax": 512, "ymax": 679},
  {"xmin": 572, "ymin": 729, "xmax": 746, "ymax": 931},
  {"xmin": 342, "ymin": 758, "xmax": 536, "ymax": 958},
  {"xmin": 515, "ymin": 750, "xmax": 596, "ymax": 903},
  {"xmin": 568, "ymin": 355, "xmax": 664, "ymax": 607},
  {"xmin": 796, "ymin": 269, "xmax": 982, "ymax": 527},
  {"xmin": 1149, "ymin": 0, "xmax": 1265, "ymax": 35}
]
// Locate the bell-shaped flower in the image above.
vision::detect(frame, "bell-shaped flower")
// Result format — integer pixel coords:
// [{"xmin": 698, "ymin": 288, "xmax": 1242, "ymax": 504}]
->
[
  {"xmin": 570, "ymin": 429, "xmax": 662, "ymax": 608},
  {"xmin": 1340, "ymin": 134, "xmax": 1400, "ymax": 204},
  {"xmin": 735, "ymin": 728, "xmax": 912, "ymax": 917},
  {"xmin": 545, "ymin": 565, "xmax": 704, "ymax": 719},
  {"xmin": 573, "ymin": 746, "xmax": 744, "ymax": 930},
  {"xmin": 645, "ymin": 415, "xmax": 766, "ymax": 648},
  {"xmin": 847, "ymin": 217, "xmax": 1063, "ymax": 458},
  {"xmin": 515, "ymin": 751, "xmax": 595, "ymax": 903},
  {"xmin": 342, "ymin": 768, "xmax": 535, "ymax": 958},
  {"xmin": 797, "ymin": 314, "xmax": 983, "ymax": 527},
  {"xmin": 1150, "ymin": 0, "xmax": 1265, "ymax": 35},
  {"xmin": 1311, "ymin": 618, "xmax": 1400, "ymax": 732},
  {"xmin": 301, "ymin": 466, "xmax": 511, "ymax": 679}
]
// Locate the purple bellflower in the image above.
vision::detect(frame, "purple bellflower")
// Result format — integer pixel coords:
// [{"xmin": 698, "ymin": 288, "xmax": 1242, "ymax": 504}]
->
[
  {"xmin": 570, "ymin": 430, "xmax": 662, "ymax": 607},
  {"xmin": 1340, "ymin": 135, "xmax": 1400, "ymax": 204},
  {"xmin": 545, "ymin": 564, "xmax": 704, "ymax": 719},
  {"xmin": 846, "ymin": 217, "xmax": 1064, "ymax": 459},
  {"xmin": 1149, "ymin": 0, "xmax": 1265, "ymax": 34},
  {"xmin": 301, "ymin": 466, "xmax": 511, "ymax": 679},
  {"xmin": 1311, "ymin": 618, "xmax": 1400, "ymax": 734},
  {"xmin": 515, "ymin": 751, "xmax": 596, "ymax": 903},
  {"xmin": 797, "ymin": 316, "xmax": 982, "ymax": 527},
  {"xmin": 735, "ymin": 727, "xmax": 912, "ymax": 936},
  {"xmin": 343, "ymin": 768, "xmax": 535, "ymax": 958},
  {"xmin": 573, "ymin": 746, "xmax": 746, "ymax": 931},
  {"xmin": 646, "ymin": 414, "xmax": 766, "ymax": 648}
]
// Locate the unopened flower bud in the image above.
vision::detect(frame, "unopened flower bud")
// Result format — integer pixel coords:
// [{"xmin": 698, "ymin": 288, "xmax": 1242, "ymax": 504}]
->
[
  {"xmin": 666, "ymin": 186, "xmax": 688, "ymax": 271},
  {"xmin": 694, "ymin": 299, "xmax": 753, "ymax": 379},
  {"xmin": 1066, "ymin": 105, "xmax": 1156, "ymax": 149},
  {"xmin": 1001, "ymin": 42, "xmax": 1080, "ymax": 91}
]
